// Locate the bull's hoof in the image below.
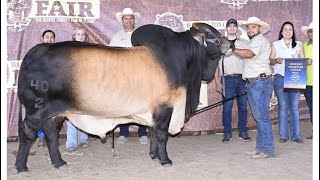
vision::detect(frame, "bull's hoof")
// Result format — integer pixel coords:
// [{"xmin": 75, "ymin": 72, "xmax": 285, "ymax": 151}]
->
[
  {"xmin": 53, "ymin": 160, "xmax": 67, "ymax": 169},
  {"xmin": 160, "ymin": 159, "xmax": 172, "ymax": 167},
  {"xmin": 149, "ymin": 153, "xmax": 158, "ymax": 161},
  {"xmin": 16, "ymin": 166, "xmax": 28, "ymax": 173},
  {"xmin": 54, "ymin": 163, "xmax": 68, "ymax": 171},
  {"xmin": 100, "ymin": 138, "xmax": 107, "ymax": 144}
]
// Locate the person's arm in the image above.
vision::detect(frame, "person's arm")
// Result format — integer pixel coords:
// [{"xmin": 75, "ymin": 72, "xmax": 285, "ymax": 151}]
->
[
  {"xmin": 109, "ymin": 37, "xmax": 117, "ymax": 46},
  {"xmin": 214, "ymin": 68, "xmax": 223, "ymax": 94},
  {"xmin": 233, "ymin": 48, "xmax": 255, "ymax": 59},
  {"xmin": 299, "ymin": 43, "xmax": 305, "ymax": 58},
  {"xmin": 306, "ymin": 58, "xmax": 313, "ymax": 65},
  {"xmin": 109, "ymin": 32, "xmax": 120, "ymax": 46},
  {"xmin": 269, "ymin": 44, "xmax": 283, "ymax": 65},
  {"xmin": 302, "ymin": 45, "xmax": 313, "ymax": 65}
]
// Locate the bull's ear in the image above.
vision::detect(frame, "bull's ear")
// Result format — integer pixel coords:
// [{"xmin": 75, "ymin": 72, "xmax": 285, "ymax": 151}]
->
[
  {"xmin": 192, "ymin": 23, "xmax": 222, "ymax": 38},
  {"xmin": 192, "ymin": 23, "xmax": 203, "ymax": 30},
  {"xmin": 191, "ymin": 31, "xmax": 207, "ymax": 47}
]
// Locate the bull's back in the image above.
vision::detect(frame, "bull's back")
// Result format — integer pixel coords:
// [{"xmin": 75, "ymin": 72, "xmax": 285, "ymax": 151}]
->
[{"xmin": 18, "ymin": 42, "xmax": 181, "ymax": 117}]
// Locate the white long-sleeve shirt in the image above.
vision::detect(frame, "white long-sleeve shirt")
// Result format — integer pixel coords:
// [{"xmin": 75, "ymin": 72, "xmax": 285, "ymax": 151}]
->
[{"xmin": 109, "ymin": 30, "xmax": 134, "ymax": 47}]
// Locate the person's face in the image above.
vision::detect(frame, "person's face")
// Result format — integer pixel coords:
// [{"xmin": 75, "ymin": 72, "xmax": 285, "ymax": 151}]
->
[
  {"xmin": 281, "ymin": 23, "xmax": 293, "ymax": 39},
  {"xmin": 122, "ymin": 15, "xmax": 135, "ymax": 31},
  {"xmin": 73, "ymin": 29, "xmax": 86, "ymax": 42},
  {"xmin": 226, "ymin": 24, "xmax": 238, "ymax": 36},
  {"xmin": 307, "ymin": 29, "xmax": 313, "ymax": 40},
  {"xmin": 42, "ymin": 32, "xmax": 55, "ymax": 43},
  {"xmin": 246, "ymin": 24, "xmax": 261, "ymax": 39}
]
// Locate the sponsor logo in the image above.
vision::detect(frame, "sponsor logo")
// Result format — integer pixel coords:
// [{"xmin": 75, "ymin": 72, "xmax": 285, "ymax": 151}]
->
[
  {"xmin": 7, "ymin": 0, "xmax": 100, "ymax": 32},
  {"xmin": 7, "ymin": 0, "xmax": 32, "ymax": 32},
  {"xmin": 291, "ymin": 74, "xmax": 300, "ymax": 81},
  {"xmin": 220, "ymin": 0, "xmax": 248, "ymax": 10},
  {"xmin": 154, "ymin": 12, "xmax": 187, "ymax": 32}
]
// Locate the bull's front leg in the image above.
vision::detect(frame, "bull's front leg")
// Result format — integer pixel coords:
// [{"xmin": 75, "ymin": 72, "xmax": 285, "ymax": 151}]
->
[
  {"xmin": 43, "ymin": 116, "xmax": 67, "ymax": 169},
  {"xmin": 152, "ymin": 106, "xmax": 173, "ymax": 166},
  {"xmin": 15, "ymin": 120, "xmax": 37, "ymax": 173}
]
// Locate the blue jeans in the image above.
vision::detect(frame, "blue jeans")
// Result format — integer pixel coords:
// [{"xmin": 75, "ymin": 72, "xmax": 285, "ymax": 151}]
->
[
  {"xmin": 66, "ymin": 121, "xmax": 88, "ymax": 149},
  {"xmin": 247, "ymin": 77, "xmax": 274, "ymax": 154},
  {"xmin": 304, "ymin": 85, "xmax": 313, "ymax": 123},
  {"xmin": 37, "ymin": 129, "xmax": 45, "ymax": 139},
  {"xmin": 222, "ymin": 76, "xmax": 248, "ymax": 134},
  {"xmin": 119, "ymin": 124, "xmax": 147, "ymax": 137},
  {"xmin": 273, "ymin": 76, "xmax": 301, "ymax": 140}
]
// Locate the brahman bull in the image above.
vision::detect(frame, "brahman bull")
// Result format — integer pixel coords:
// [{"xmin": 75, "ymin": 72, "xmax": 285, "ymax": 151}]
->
[{"xmin": 15, "ymin": 23, "xmax": 232, "ymax": 172}]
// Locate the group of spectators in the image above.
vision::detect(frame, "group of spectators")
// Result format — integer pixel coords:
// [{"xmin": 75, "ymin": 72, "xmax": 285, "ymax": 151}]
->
[
  {"xmin": 35, "ymin": 8, "xmax": 313, "ymax": 159},
  {"xmin": 216, "ymin": 17, "xmax": 313, "ymax": 159}
]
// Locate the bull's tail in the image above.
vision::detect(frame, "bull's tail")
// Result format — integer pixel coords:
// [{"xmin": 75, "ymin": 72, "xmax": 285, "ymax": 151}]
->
[
  {"xmin": 18, "ymin": 102, "xmax": 22, "ymax": 123},
  {"xmin": 18, "ymin": 101, "xmax": 23, "ymax": 140}
]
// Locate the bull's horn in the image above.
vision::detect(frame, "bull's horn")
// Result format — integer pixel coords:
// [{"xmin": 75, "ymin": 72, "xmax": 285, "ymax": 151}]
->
[
  {"xmin": 192, "ymin": 23, "xmax": 221, "ymax": 36},
  {"xmin": 192, "ymin": 32, "xmax": 207, "ymax": 47}
]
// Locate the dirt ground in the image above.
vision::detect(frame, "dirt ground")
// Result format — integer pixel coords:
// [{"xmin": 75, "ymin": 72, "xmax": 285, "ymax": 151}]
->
[{"xmin": 6, "ymin": 120, "xmax": 314, "ymax": 180}]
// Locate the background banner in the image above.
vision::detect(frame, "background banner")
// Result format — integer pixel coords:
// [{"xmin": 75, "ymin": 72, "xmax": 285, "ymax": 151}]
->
[{"xmin": 6, "ymin": 0, "xmax": 313, "ymax": 137}]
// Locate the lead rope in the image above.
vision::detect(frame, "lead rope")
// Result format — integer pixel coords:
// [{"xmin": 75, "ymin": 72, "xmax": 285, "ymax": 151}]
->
[
  {"xmin": 221, "ymin": 55, "xmax": 226, "ymax": 97},
  {"xmin": 193, "ymin": 90, "xmax": 247, "ymax": 116},
  {"xmin": 193, "ymin": 54, "xmax": 247, "ymax": 116}
]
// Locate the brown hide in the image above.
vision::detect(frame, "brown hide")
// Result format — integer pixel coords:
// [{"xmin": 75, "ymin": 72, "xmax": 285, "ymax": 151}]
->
[{"xmin": 68, "ymin": 46, "xmax": 182, "ymax": 117}]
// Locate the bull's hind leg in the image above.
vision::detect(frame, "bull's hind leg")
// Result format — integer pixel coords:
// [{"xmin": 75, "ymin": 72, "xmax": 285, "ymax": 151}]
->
[
  {"xmin": 151, "ymin": 105, "xmax": 173, "ymax": 166},
  {"xmin": 43, "ymin": 116, "xmax": 67, "ymax": 169},
  {"xmin": 15, "ymin": 118, "xmax": 37, "ymax": 173},
  {"xmin": 149, "ymin": 127, "xmax": 159, "ymax": 160}
]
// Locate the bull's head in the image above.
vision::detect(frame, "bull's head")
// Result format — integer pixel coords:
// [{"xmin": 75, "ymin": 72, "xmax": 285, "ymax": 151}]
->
[
  {"xmin": 191, "ymin": 23, "xmax": 233, "ymax": 58},
  {"xmin": 190, "ymin": 23, "xmax": 233, "ymax": 82}
]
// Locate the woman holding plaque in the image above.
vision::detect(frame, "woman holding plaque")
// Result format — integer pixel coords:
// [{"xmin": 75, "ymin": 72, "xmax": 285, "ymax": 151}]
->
[{"xmin": 269, "ymin": 21, "xmax": 305, "ymax": 144}]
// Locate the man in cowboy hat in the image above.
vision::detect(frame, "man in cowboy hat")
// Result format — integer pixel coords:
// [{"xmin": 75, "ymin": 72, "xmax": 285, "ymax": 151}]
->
[
  {"xmin": 232, "ymin": 17, "xmax": 275, "ymax": 159},
  {"xmin": 301, "ymin": 22, "xmax": 313, "ymax": 139},
  {"xmin": 109, "ymin": 8, "xmax": 149, "ymax": 145},
  {"xmin": 215, "ymin": 19, "xmax": 251, "ymax": 144},
  {"xmin": 109, "ymin": 8, "xmax": 141, "ymax": 47}
]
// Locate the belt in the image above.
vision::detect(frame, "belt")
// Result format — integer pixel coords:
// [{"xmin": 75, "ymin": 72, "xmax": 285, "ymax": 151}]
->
[
  {"xmin": 225, "ymin": 74, "xmax": 242, "ymax": 77},
  {"xmin": 245, "ymin": 73, "xmax": 272, "ymax": 83},
  {"xmin": 274, "ymin": 74, "xmax": 284, "ymax": 78}
]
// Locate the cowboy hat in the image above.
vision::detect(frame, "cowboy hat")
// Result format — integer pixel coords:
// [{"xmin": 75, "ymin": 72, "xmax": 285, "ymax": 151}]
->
[
  {"xmin": 301, "ymin": 22, "xmax": 313, "ymax": 36},
  {"xmin": 239, "ymin": 17, "xmax": 270, "ymax": 34},
  {"xmin": 116, "ymin": 8, "xmax": 141, "ymax": 24}
]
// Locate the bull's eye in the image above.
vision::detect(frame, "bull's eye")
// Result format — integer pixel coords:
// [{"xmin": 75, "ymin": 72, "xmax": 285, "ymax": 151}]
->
[
  {"xmin": 206, "ymin": 38, "xmax": 221, "ymax": 46},
  {"xmin": 214, "ymin": 39, "xmax": 221, "ymax": 45}
]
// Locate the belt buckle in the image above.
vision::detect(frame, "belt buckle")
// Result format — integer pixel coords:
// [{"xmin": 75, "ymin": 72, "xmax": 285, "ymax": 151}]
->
[{"xmin": 259, "ymin": 73, "xmax": 266, "ymax": 78}]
